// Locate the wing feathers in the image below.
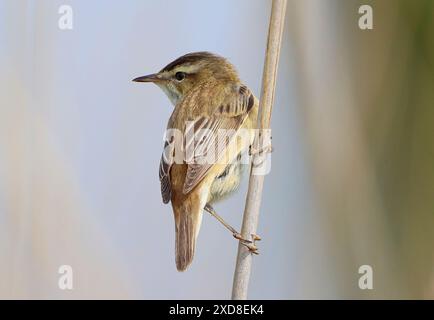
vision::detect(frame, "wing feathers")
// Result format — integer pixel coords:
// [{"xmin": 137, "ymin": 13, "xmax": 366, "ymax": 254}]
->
[
  {"xmin": 158, "ymin": 83, "xmax": 255, "ymax": 202},
  {"xmin": 182, "ymin": 85, "xmax": 254, "ymax": 194}
]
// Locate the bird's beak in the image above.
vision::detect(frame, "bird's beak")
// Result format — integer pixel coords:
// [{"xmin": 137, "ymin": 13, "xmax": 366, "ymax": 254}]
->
[{"xmin": 132, "ymin": 73, "xmax": 164, "ymax": 83}]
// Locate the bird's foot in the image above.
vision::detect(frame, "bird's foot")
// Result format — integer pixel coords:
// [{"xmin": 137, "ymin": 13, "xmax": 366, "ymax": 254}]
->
[
  {"xmin": 205, "ymin": 204, "xmax": 261, "ymax": 254},
  {"xmin": 252, "ymin": 233, "xmax": 262, "ymax": 241},
  {"xmin": 233, "ymin": 233, "xmax": 261, "ymax": 254},
  {"xmin": 249, "ymin": 144, "xmax": 273, "ymax": 156}
]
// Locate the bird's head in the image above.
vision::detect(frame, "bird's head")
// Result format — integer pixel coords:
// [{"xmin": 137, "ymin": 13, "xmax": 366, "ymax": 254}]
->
[{"xmin": 133, "ymin": 52, "xmax": 239, "ymax": 105}]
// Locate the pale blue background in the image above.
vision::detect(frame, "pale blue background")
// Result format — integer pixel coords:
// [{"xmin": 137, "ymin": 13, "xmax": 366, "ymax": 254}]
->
[{"xmin": 2, "ymin": 0, "xmax": 413, "ymax": 299}]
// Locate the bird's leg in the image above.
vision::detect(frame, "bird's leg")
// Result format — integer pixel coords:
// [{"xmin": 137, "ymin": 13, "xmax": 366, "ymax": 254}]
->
[
  {"xmin": 249, "ymin": 141, "xmax": 273, "ymax": 171},
  {"xmin": 249, "ymin": 144, "xmax": 274, "ymax": 156},
  {"xmin": 204, "ymin": 204, "xmax": 259, "ymax": 254},
  {"xmin": 204, "ymin": 204, "xmax": 239, "ymax": 235}
]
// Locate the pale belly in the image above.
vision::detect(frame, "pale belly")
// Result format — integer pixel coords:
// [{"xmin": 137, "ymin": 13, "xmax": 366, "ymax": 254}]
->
[{"xmin": 208, "ymin": 153, "xmax": 247, "ymax": 203}]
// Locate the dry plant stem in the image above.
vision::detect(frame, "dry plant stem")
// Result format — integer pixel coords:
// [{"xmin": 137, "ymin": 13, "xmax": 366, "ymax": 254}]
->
[{"xmin": 231, "ymin": 0, "xmax": 287, "ymax": 300}]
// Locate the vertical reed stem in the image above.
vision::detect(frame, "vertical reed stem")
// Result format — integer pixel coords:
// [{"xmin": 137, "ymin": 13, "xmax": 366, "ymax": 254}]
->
[{"xmin": 231, "ymin": 0, "xmax": 287, "ymax": 300}]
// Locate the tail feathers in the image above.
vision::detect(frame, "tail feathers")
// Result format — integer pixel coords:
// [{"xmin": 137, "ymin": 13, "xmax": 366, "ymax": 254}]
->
[{"xmin": 175, "ymin": 213, "xmax": 199, "ymax": 271}]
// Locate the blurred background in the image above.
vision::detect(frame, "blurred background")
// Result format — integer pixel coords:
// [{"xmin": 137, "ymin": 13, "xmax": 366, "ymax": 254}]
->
[{"xmin": 0, "ymin": 0, "xmax": 433, "ymax": 299}]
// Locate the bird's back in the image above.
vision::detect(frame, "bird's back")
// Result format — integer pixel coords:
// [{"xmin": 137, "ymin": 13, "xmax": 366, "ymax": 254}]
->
[{"xmin": 163, "ymin": 79, "xmax": 258, "ymax": 271}]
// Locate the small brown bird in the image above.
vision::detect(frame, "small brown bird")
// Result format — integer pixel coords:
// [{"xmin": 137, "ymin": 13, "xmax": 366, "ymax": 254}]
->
[{"xmin": 133, "ymin": 52, "xmax": 259, "ymax": 271}]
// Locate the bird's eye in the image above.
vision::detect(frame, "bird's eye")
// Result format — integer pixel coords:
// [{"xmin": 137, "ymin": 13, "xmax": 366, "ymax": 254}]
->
[{"xmin": 175, "ymin": 72, "xmax": 186, "ymax": 81}]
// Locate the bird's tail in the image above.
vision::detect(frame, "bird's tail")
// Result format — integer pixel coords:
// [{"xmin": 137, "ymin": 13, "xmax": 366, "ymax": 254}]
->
[{"xmin": 173, "ymin": 202, "xmax": 203, "ymax": 271}]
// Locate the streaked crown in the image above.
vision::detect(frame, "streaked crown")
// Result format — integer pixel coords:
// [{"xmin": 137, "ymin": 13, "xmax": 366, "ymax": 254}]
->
[{"xmin": 134, "ymin": 51, "xmax": 240, "ymax": 105}]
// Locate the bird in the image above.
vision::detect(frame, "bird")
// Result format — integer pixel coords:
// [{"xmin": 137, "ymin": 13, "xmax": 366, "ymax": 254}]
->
[{"xmin": 133, "ymin": 52, "xmax": 261, "ymax": 271}]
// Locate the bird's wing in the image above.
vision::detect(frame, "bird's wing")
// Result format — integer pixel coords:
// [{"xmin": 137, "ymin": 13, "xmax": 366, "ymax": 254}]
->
[
  {"xmin": 159, "ymin": 138, "xmax": 174, "ymax": 204},
  {"xmin": 182, "ymin": 84, "xmax": 255, "ymax": 194}
]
